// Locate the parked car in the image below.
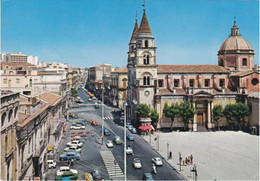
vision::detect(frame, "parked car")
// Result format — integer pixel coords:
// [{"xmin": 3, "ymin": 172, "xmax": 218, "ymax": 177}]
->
[
  {"xmin": 114, "ymin": 136, "xmax": 123, "ymax": 145},
  {"xmin": 120, "ymin": 116, "xmax": 125, "ymax": 121},
  {"xmin": 127, "ymin": 133, "xmax": 134, "ymax": 141},
  {"xmin": 47, "ymin": 160, "xmax": 56, "ymax": 169},
  {"xmin": 106, "ymin": 140, "xmax": 113, "ymax": 148},
  {"xmin": 131, "ymin": 128, "xmax": 137, "ymax": 134},
  {"xmin": 67, "ymin": 140, "xmax": 83, "ymax": 147},
  {"xmin": 126, "ymin": 122, "xmax": 132, "ymax": 128},
  {"xmin": 104, "ymin": 128, "xmax": 111, "ymax": 136},
  {"xmin": 126, "ymin": 145, "xmax": 133, "ymax": 155},
  {"xmin": 75, "ymin": 121, "xmax": 85, "ymax": 126},
  {"xmin": 132, "ymin": 158, "xmax": 142, "ymax": 169},
  {"xmin": 91, "ymin": 169, "xmax": 102, "ymax": 180},
  {"xmin": 91, "ymin": 121, "xmax": 98, "ymax": 126},
  {"xmin": 59, "ymin": 152, "xmax": 80, "ymax": 161},
  {"xmin": 128, "ymin": 125, "xmax": 133, "ymax": 131},
  {"xmin": 64, "ymin": 145, "xmax": 82, "ymax": 153},
  {"xmin": 142, "ymin": 173, "xmax": 154, "ymax": 181},
  {"xmin": 56, "ymin": 166, "xmax": 78, "ymax": 176},
  {"xmin": 151, "ymin": 157, "xmax": 163, "ymax": 166},
  {"xmin": 85, "ymin": 172, "xmax": 94, "ymax": 181},
  {"xmin": 55, "ymin": 171, "xmax": 78, "ymax": 180},
  {"xmin": 88, "ymin": 98, "xmax": 92, "ymax": 102},
  {"xmin": 94, "ymin": 103, "xmax": 99, "ymax": 108}
]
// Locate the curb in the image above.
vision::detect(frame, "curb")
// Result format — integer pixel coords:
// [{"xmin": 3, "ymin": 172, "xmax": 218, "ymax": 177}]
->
[{"xmin": 140, "ymin": 135, "xmax": 189, "ymax": 180}]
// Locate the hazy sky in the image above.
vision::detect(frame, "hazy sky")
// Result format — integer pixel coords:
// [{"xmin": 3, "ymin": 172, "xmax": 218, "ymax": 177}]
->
[{"xmin": 2, "ymin": 0, "xmax": 259, "ymax": 68}]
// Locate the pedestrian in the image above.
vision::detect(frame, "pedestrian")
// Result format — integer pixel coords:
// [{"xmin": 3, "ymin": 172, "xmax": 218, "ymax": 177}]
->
[
  {"xmin": 185, "ymin": 157, "xmax": 188, "ymax": 164},
  {"xmin": 191, "ymin": 154, "xmax": 193, "ymax": 164},
  {"xmin": 188, "ymin": 156, "xmax": 191, "ymax": 164},
  {"xmin": 182, "ymin": 160, "xmax": 185, "ymax": 165},
  {"xmin": 169, "ymin": 151, "xmax": 172, "ymax": 159},
  {"xmin": 67, "ymin": 160, "xmax": 70, "ymax": 166}
]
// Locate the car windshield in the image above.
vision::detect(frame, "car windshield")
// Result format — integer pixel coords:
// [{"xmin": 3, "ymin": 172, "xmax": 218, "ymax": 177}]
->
[{"xmin": 134, "ymin": 159, "xmax": 140, "ymax": 163}]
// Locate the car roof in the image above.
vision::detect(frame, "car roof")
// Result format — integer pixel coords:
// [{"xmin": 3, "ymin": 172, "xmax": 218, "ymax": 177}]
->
[
  {"xmin": 67, "ymin": 152, "xmax": 76, "ymax": 154},
  {"xmin": 60, "ymin": 166, "xmax": 70, "ymax": 169}
]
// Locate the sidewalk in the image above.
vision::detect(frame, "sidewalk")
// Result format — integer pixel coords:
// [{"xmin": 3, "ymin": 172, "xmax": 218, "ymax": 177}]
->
[{"xmin": 143, "ymin": 131, "xmax": 259, "ymax": 180}]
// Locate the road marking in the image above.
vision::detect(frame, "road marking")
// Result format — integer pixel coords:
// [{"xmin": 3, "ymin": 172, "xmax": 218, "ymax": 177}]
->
[{"xmin": 100, "ymin": 151, "xmax": 124, "ymax": 179}]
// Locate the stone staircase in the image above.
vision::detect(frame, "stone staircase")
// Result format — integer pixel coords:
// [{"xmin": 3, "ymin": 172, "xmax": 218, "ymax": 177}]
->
[{"xmin": 196, "ymin": 126, "xmax": 208, "ymax": 132}]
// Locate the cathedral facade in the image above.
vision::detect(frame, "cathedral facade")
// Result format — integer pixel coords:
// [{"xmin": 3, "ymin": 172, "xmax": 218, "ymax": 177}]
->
[{"xmin": 126, "ymin": 9, "xmax": 259, "ymax": 131}]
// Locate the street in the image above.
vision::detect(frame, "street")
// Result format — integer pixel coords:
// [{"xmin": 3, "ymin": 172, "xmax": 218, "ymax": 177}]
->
[{"xmin": 47, "ymin": 87, "xmax": 186, "ymax": 180}]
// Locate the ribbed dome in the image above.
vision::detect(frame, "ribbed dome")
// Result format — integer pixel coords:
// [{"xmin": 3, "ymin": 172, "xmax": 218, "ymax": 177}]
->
[{"xmin": 219, "ymin": 36, "xmax": 253, "ymax": 51}]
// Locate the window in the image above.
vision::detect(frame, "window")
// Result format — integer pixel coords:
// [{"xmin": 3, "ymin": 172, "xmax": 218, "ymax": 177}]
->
[
  {"xmin": 145, "ymin": 40, "xmax": 148, "ymax": 48},
  {"xmin": 147, "ymin": 77, "xmax": 150, "ymax": 85},
  {"xmin": 4, "ymin": 79, "xmax": 7, "ymax": 84},
  {"xmin": 158, "ymin": 80, "xmax": 163, "ymax": 87},
  {"xmin": 16, "ymin": 78, "xmax": 20, "ymax": 84},
  {"xmin": 204, "ymin": 79, "xmax": 210, "ymax": 87},
  {"xmin": 14, "ymin": 107, "xmax": 18, "ymax": 119},
  {"xmin": 251, "ymin": 78, "xmax": 259, "ymax": 86},
  {"xmin": 242, "ymin": 58, "xmax": 247, "ymax": 66},
  {"xmin": 143, "ymin": 55, "xmax": 146, "ymax": 65},
  {"xmin": 143, "ymin": 77, "xmax": 147, "ymax": 85},
  {"xmin": 122, "ymin": 78, "xmax": 127, "ymax": 87},
  {"xmin": 29, "ymin": 78, "xmax": 32, "ymax": 87},
  {"xmin": 1, "ymin": 113, "xmax": 6, "ymax": 126},
  {"xmin": 189, "ymin": 79, "xmax": 194, "ymax": 87},
  {"xmin": 219, "ymin": 79, "xmax": 225, "ymax": 87},
  {"xmin": 220, "ymin": 59, "xmax": 224, "ymax": 66},
  {"xmin": 8, "ymin": 109, "xmax": 13, "ymax": 122},
  {"xmin": 147, "ymin": 55, "xmax": 150, "ymax": 64},
  {"xmin": 174, "ymin": 79, "xmax": 179, "ymax": 87}
]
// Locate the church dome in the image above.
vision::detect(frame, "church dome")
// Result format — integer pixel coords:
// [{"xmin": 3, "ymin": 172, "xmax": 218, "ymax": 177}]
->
[
  {"xmin": 218, "ymin": 21, "xmax": 254, "ymax": 54},
  {"xmin": 219, "ymin": 36, "xmax": 253, "ymax": 51}
]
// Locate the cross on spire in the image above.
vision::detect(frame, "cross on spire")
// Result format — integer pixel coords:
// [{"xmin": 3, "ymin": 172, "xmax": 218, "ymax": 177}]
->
[
  {"xmin": 234, "ymin": 16, "xmax": 236, "ymax": 25},
  {"xmin": 142, "ymin": 0, "xmax": 146, "ymax": 12}
]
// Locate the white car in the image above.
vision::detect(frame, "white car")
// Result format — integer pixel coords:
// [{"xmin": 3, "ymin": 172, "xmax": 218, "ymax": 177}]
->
[
  {"xmin": 128, "ymin": 125, "xmax": 133, "ymax": 131},
  {"xmin": 56, "ymin": 166, "xmax": 78, "ymax": 176},
  {"xmin": 67, "ymin": 140, "xmax": 83, "ymax": 148},
  {"xmin": 64, "ymin": 145, "xmax": 82, "ymax": 153},
  {"xmin": 152, "ymin": 157, "xmax": 163, "ymax": 166},
  {"xmin": 47, "ymin": 160, "xmax": 56, "ymax": 169},
  {"xmin": 132, "ymin": 158, "xmax": 142, "ymax": 169},
  {"xmin": 126, "ymin": 146, "xmax": 133, "ymax": 155},
  {"xmin": 70, "ymin": 124, "xmax": 85, "ymax": 130},
  {"xmin": 106, "ymin": 140, "xmax": 113, "ymax": 148}
]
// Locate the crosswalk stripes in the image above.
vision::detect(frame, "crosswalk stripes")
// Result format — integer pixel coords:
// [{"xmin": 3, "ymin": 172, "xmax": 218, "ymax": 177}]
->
[{"xmin": 100, "ymin": 151, "xmax": 124, "ymax": 179}]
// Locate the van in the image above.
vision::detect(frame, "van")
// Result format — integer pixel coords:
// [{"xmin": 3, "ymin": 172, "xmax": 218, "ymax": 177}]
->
[{"xmin": 47, "ymin": 160, "xmax": 56, "ymax": 169}]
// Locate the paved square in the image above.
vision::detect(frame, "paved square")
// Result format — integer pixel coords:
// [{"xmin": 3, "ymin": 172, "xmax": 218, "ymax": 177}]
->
[{"xmin": 144, "ymin": 131, "xmax": 259, "ymax": 180}]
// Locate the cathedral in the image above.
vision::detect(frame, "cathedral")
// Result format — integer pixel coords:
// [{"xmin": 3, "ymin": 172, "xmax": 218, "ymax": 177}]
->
[{"xmin": 126, "ymin": 8, "xmax": 259, "ymax": 131}]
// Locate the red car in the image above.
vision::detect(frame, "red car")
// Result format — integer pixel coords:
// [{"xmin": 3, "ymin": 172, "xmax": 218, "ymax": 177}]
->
[{"xmin": 91, "ymin": 121, "xmax": 98, "ymax": 126}]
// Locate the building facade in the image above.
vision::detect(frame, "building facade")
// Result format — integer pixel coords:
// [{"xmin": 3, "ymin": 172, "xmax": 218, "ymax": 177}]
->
[
  {"xmin": 1, "ymin": 90, "xmax": 19, "ymax": 181},
  {"xmin": 126, "ymin": 8, "xmax": 259, "ymax": 131}
]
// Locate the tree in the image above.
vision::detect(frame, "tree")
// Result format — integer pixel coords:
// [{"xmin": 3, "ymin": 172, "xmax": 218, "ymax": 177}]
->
[
  {"xmin": 150, "ymin": 109, "xmax": 159, "ymax": 129},
  {"xmin": 136, "ymin": 104, "xmax": 150, "ymax": 118},
  {"xmin": 177, "ymin": 101, "xmax": 195, "ymax": 131},
  {"xmin": 223, "ymin": 104, "xmax": 235, "ymax": 130},
  {"xmin": 163, "ymin": 103, "xmax": 180, "ymax": 131},
  {"xmin": 213, "ymin": 105, "xmax": 224, "ymax": 130},
  {"xmin": 71, "ymin": 88, "xmax": 78, "ymax": 97},
  {"xmin": 232, "ymin": 103, "xmax": 250, "ymax": 130}
]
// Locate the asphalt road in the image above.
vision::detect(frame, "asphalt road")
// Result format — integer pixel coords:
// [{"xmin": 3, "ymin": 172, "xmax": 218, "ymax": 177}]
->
[{"xmin": 47, "ymin": 88, "xmax": 185, "ymax": 180}]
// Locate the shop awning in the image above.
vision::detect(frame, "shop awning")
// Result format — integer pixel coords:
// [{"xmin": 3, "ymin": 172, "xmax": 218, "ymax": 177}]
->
[{"xmin": 138, "ymin": 125, "xmax": 152, "ymax": 131}]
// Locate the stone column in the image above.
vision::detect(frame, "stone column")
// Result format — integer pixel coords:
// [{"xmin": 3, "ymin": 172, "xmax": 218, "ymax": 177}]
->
[
  {"xmin": 207, "ymin": 101, "xmax": 213, "ymax": 129},
  {"xmin": 193, "ymin": 102, "xmax": 197, "ymax": 131}
]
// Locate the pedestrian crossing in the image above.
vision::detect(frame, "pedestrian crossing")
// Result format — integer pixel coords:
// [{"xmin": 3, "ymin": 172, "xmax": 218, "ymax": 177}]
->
[
  {"xmin": 100, "ymin": 151, "xmax": 124, "ymax": 179},
  {"xmin": 103, "ymin": 116, "xmax": 113, "ymax": 120}
]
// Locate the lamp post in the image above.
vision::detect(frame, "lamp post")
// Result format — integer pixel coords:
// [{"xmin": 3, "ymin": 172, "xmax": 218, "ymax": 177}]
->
[
  {"xmin": 157, "ymin": 135, "xmax": 159, "ymax": 151},
  {"xmin": 123, "ymin": 101, "xmax": 127, "ymax": 181},
  {"xmin": 167, "ymin": 143, "xmax": 169, "ymax": 159},
  {"xmin": 101, "ymin": 87, "xmax": 104, "ymax": 145}
]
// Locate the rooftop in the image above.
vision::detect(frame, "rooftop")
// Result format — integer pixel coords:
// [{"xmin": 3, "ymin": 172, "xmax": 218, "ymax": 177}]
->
[
  {"xmin": 158, "ymin": 65, "xmax": 229, "ymax": 73},
  {"xmin": 112, "ymin": 67, "xmax": 128, "ymax": 73},
  {"xmin": 38, "ymin": 92, "xmax": 62, "ymax": 106}
]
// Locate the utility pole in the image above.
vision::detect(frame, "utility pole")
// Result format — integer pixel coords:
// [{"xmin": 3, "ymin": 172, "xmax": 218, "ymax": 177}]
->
[
  {"xmin": 157, "ymin": 135, "xmax": 159, "ymax": 151},
  {"xmin": 179, "ymin": 152, "xmax": 182, "ymax": 171},
  {"xmin": 167, "ymin": 143, "xmax": 170, "ymax": 158},
  {"xmin": 123, "ymin": 102, "xmax": 127, "ymax": 181},
  {"xmin": 101, "ymin": 87, "xmax": 104, "ymax": 145}
]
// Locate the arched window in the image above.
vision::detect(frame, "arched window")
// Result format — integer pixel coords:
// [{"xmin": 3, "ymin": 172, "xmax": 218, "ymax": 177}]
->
[
  {"xmin": 143, "ymin": 77, "xmax": 147, "ymax": 85},
  {"xmin": 147, "ymin": 55, "xmax": 150, "ymax": 64},
  {"xmin": 147, "ymin": 77, "xmax": 150, "ymax": 85},
  {"xmin": 242, "ymin": 58, "xmax": 247, "ymax": 66},
  {"xmin": 145, "ymin": 40, "xmax": 148, "ymax": 48},
  {"xmin": 1, "ymin": 112, "xmax": 6, "ymax": 126},
  {"xmin": 14, "ymin": 107, "xmax": 18, "ymax": 119},
  {"xmin": 122, "ymin": 78, "xmax": 127, "ymax": 87},
  {"xmin": 131, "ymin": 46, "xmax": 134, "ymax": 51},
  {"xmin": 143, "ymin": 55, "xmax": 146, "ymax": 65},
  {"xmin": 8, "ymin": 109, "xmax": 13, "ymax": 123}
]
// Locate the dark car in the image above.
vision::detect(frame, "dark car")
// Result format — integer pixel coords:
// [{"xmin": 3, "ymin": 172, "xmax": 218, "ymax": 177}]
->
[
  {"xmin": 91, "ymin": 169, "xmax": 102, "ymax": 180},
  {"xmin": 104, "ymin": 128, "xmax": 111, "ymax": 136},
  {"xmin": 142, "ymin": 173, "xmax": 154, "ymax": 181},
  {"xmin": 55, "ymin": 171, "xmax": 78, "ymax": 181}
]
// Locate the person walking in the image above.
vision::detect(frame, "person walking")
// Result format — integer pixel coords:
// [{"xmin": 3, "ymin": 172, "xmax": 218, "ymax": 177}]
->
[
  {"xmin": 169, "ymin": 151, "xmax": 172, "ymax": 159},
  {"xmin": 191, "ymin": 154, "xmax": 193, "ymax": 164}
]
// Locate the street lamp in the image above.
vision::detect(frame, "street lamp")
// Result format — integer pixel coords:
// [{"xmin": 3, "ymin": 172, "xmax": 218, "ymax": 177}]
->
[
  {"xmin": 167, "ymin": 143, "xmax": 169, "ymax": 160},
  {"xmin": 123, "ymin": 101, "xmax": 127, "ymax": 181}
]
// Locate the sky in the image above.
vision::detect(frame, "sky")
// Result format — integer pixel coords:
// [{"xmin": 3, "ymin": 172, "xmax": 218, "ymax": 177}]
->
[{"xmin": 1, "ymin": 0, "xmax": 259, "ymax": 68}]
